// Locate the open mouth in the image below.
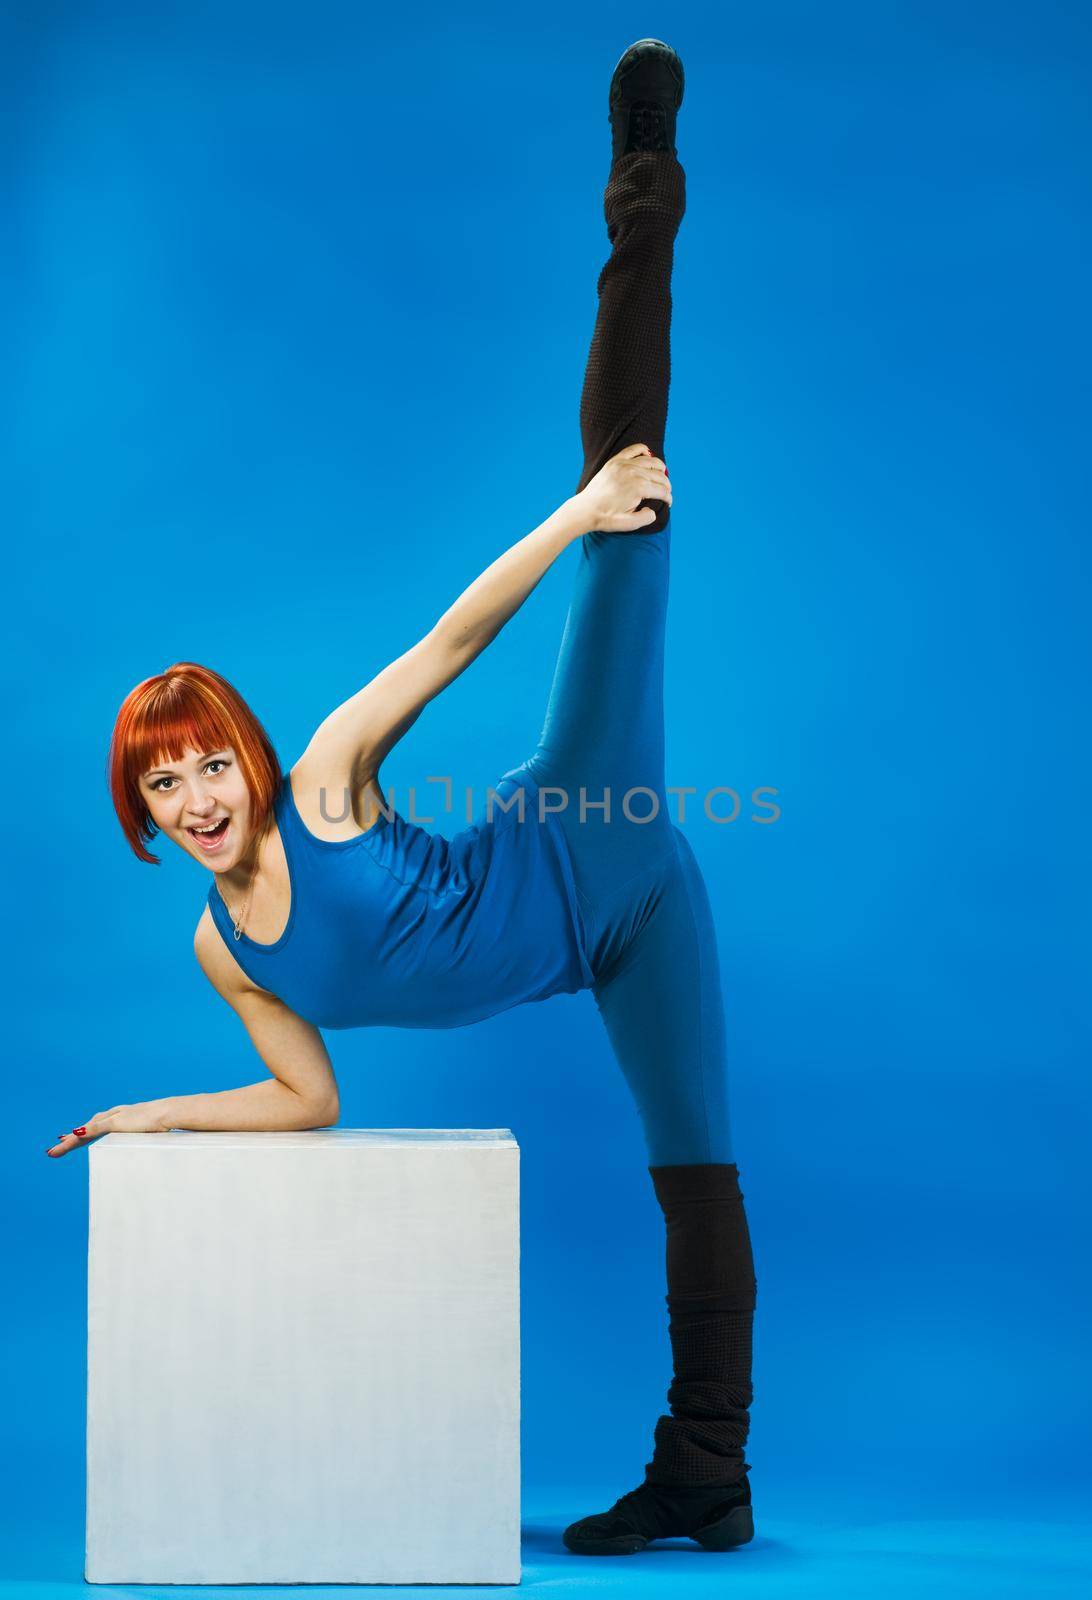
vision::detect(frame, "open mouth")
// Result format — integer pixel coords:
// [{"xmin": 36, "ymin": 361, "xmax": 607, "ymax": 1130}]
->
[{"xmin": 188, "ymin": 817, "xmax": 230, "ymax": 850}]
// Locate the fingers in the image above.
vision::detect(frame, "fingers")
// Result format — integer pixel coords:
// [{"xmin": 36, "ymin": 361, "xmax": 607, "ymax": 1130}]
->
[
  {"xmin": 608, "ymin": 506, "xmax": 660, "ymax": 533},
  {"xmin": 607, "ymin": 446, "xmax": 672, "ymax": 496},
  {"xmin": 637, "ymin": 468, "xmax": 671, "ymax": 498},
  {"xmin": 629, "ymin": 455, "xmax": 670, "ymax": 489},
  {"xmin": 632, "ymin": 472, "xmax": 672, "ymax": 509},
  {"xmin": 45, "ymin": 1114, "xmax": 107, "ymax": 1158},
  {"xmin": 616, "ymin": 445, "xmax": 667, "ymax": 472}
]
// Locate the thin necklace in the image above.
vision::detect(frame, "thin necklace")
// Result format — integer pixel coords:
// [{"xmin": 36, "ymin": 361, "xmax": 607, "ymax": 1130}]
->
[{"xmin": 225, "ymin": 824, "xmax": 266, "ymax": 941}]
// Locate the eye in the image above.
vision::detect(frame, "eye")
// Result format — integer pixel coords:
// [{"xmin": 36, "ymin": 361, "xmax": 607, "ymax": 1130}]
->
[
  {"xmin": 205, "ymin": 759, "xmax": 228, "ymax": 775},
  {"xmin": 152, "ymin": 777, "xmax": 176, "ymax": 792}
]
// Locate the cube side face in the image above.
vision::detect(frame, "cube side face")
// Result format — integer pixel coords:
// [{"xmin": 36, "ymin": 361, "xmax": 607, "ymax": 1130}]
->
[{"xmin": 86, "ymin": 1140, "xmax": 520, "ymax": 1584}]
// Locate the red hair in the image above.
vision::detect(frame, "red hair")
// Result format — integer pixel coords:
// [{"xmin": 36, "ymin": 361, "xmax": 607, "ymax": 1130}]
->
[{"xmin": 108, "ymin": 662, "xmax": 282, "ymax": 865}]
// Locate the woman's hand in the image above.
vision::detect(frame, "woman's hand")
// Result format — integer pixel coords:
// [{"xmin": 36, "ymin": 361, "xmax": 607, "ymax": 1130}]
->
[
  {"xmin": 46, "ymin": 1100, "xmax": 173, "ymax": 1158},
  {"xmin": 575, "ymin": 442, "xmax": 672, "ymax": 533}
]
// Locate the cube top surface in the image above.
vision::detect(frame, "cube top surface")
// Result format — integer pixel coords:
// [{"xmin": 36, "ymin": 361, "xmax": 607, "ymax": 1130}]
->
[{"xmin": 90, "ymin": 1127, "xmax": 517, "ymax": 1153}]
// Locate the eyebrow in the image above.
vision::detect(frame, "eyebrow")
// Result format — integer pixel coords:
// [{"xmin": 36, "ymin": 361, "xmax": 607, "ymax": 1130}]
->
[{"xmin": 144, "ymin": 750, "xmax": 226, "ymax": 779}]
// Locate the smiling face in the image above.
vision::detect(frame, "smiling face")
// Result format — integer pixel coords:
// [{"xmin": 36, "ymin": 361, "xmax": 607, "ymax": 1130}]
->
[{"xmin": 140, "ymin": 744, "xmax": 256, "ymax": 873}]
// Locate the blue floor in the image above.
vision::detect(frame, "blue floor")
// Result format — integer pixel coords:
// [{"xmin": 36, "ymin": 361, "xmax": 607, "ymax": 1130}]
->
[{"xmin": 3, "ymin": 1485, "xmax": 1089, "ymax": 1597}]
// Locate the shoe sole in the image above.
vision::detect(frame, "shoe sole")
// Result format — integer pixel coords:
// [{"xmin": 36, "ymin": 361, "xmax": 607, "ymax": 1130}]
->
[
  {"xmin": 563, "ymin": 1531, "xmax": 647, "ymax": 1556},
  {"xmin": 692, "ymin": 1502, "xmax": 756, "ymax": 1551},
  {"xmin": 563, "ymin": 1503, "xmax": 755, "ymax": 1557},
  {"xmin": 609, "ymin": 37, "xmax": 685, "ymax": 113}
]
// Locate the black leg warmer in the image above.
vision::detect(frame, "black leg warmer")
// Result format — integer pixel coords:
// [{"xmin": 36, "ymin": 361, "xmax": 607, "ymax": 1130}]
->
[
  {"xmin": 644, "ymin": 1162, "xmax": 758, "ymax": 1488},
  {"xmin": 575, "ymin": 150, "xmax": 686, "ymax": 533}
]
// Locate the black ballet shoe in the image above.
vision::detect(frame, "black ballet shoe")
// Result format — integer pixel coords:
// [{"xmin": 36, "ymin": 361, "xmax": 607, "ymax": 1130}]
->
[
  {"xmin": 608, "ymin": 38, "xmax": 685, "ymax": 164},
  {"xmin": 562, "ymin": 1475, "xmax": 754, "ymax": 1557}
]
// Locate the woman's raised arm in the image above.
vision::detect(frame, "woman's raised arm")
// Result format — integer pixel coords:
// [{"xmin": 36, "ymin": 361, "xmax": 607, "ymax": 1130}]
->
[
  {"xmin": 300, "ymin": 496, "xmax": 585, "ymax": 781},
  {"xmin": 298, "ymin": 449, "xmax": 670, "ymax": 781}
]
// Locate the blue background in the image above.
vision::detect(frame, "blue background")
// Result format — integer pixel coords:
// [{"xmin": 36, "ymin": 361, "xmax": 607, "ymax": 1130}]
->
[{"xmin": 5, "ymin": 1, "xmax": 1090, "ymax": 1594}]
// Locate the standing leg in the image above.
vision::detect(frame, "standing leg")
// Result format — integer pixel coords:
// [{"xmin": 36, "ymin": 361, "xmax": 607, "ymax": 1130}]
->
[{"xmin": 563, "ymin": 831, "xmax": 759, "ymax": 1554}]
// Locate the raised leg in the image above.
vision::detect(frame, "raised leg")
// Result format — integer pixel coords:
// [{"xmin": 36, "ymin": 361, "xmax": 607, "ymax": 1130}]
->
[
  {"xmin": 575, "ymin": 150, "xmax": 687, "ymax": 529},
  {"xmin": 522, "ymin": 152, "xmax": 687, "ymax": 906}
]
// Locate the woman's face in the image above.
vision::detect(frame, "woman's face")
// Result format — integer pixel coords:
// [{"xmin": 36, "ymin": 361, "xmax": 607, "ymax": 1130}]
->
[{"xmin": 139, "ymin": 744, "xmax": 255, "ymax": 872}]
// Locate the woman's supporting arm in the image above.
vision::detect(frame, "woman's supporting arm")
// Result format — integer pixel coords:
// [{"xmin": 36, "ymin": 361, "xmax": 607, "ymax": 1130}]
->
[
  {"xmin": 47, "ymin": 1075, "xmax": 336, "ymax": 1153},
  {"xmin": 157, "ymin": 1072, "xmax": 338, "ymax": 1132},
  {"xmin": 154, "ymin": 983, "xmax": 340, "ymax": 1129},
  {"xmin": 46, "ymin": 930, "xmax": 340, "ymax": 1157}
]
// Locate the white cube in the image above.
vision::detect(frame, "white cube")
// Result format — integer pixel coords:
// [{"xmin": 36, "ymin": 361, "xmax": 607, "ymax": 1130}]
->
[{"xmin": 85, "ymin": 1128, "xmax": 520, "ymax": 1585}]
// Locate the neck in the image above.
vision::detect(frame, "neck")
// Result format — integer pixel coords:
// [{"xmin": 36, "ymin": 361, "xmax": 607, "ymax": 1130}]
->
[{"xmin": 221, "ymin": 819, "xmax": 267, "ymax": 893}]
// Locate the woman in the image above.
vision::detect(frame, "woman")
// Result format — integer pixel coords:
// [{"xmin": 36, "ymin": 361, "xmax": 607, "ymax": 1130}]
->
[{"xmin": 48, "ymin": 39, "xmax": 759, "ymax": 1559}]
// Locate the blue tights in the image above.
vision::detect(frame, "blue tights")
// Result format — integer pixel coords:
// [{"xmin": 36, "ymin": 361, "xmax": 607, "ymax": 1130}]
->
[{"xmin": 509, "ymin": 521, "xmax": 735, "ymax": 1167}]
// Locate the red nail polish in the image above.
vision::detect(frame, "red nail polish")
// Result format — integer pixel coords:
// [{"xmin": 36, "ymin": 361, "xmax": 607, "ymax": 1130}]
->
[{"xmin": 73, "ymin": 1126, "xmax": 87, "ymax": 1136}]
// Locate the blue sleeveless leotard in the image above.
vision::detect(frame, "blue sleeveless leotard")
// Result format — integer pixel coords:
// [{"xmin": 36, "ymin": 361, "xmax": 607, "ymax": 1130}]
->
[{"xmin": 207, "ymin": 768, "xmax": 595, "ymax": 1031}]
